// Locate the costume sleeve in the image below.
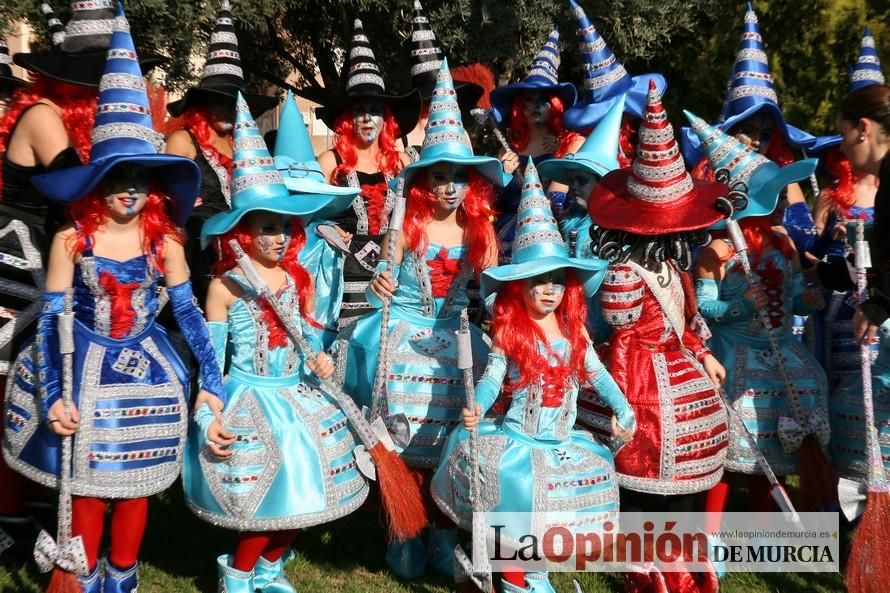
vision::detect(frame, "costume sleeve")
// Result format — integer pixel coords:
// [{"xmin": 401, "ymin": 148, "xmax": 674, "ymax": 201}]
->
[
  {"xmin": 583, "ymin": 341, "xmax": 635, "ymax": 431},
  {"xmin": 695, "ymin": 278, "xmax": 754, "ymax": 325},
  {"xmin": 475, "ymin": 352, "xmax": 508, "ymax": 416},
  {"xmin": 300, "ymin": 221, "xmax": 346, "ymax": 343},
  {"xmin": 364, "ymin": 260, "xmax": 401, "ymax": 309},
  {"xmin": 600, "ymin": 264, "xmax": 644, "ymax": 328},
  {"xmin": 782, "ymin": 201, "xmax": 819, "ymax": 254},
  {"xmin": 167, "ymin": 281, "xmax": 225, "ymax": 401},
  {"xmin": 206, "ymin": 321, "xmax": 228, "ymax": 375},
  {"xmin": 548, "ymin": 190, "xmax": 569, "ymax": 221},
  {"xmin": 35, "ymin": 291, "xmax": 66, "ymax": 416},
  {"xmin": 194, "ymin": 403, "xmax": 215, "ymax": 443}
]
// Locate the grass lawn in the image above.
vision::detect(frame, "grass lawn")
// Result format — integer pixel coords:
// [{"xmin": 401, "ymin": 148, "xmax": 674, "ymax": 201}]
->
[{"xmin": 0, "ymin": 482, "xmax": 848, "ymax": 593}]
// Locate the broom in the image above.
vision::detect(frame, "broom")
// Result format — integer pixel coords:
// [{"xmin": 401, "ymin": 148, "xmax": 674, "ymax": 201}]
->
[
  {"xmin": 845, "ymin": 220, "xmax": 890, "ymax": 593},
  {"xmin": 724, "ymin": 217, "xmax": 838, "ymax": 511},
  {"xmin": 227, "ymin": 240, "xmax": 427, "ymax": 541},
  {"xmin": 451, "ymin": 63, "xmax": 496, "ymax": 110}
]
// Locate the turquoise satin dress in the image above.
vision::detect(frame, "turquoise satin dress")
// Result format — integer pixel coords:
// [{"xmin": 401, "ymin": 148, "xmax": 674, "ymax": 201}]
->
[
  {"xmin": 431, "ymin": 339, "xmax": 634, "ymax": 544},
  {"xmin": 696, "ymin": 248, "xmax": 830, "ymax": 476},
  {"xmin": 182, "ymin": 273, "xmax": 369, "ymax": 530},
  {"xmin": 335, "ymin": 242, "xmax": 490, "ymax": 469}
]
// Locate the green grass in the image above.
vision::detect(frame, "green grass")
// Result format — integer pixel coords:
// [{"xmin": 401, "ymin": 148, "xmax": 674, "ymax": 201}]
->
[{"xmin": 0, "ymin": 484, "xmax": 848, "ymax": 593}]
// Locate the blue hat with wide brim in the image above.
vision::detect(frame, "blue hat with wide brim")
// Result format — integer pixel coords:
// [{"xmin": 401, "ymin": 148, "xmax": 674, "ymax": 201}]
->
[
  {"xmin": 538, "ymin": 94, "xmax": 625, "ymax": 183},
  {"xmin": 685, "ymin": 109, "xmax": 817, "ymax": 229},
  {"xmin": 201, "ymin": 93, "xmax": 339, "ymax": 247},
  {"xmin": 400, "ymin": 58, "xmax": 509, "ymax": 188},
  {"xmin": 273, "ymin": 90, "xmax": 359, "ymax": 219},
  {"xmin": 562, "ymin": 0, "xmax": 665, "ymax": 130},
  {"xmin": 31, "ymin": 3, "xmax": 198, "ymax": 227},
  {"xmin": 481, "ymin": 160, "xmax": 608, "ymax": 303},
  {"xmin": 489, "ymin": 28, "xmax": 577, "ymax": 127}
]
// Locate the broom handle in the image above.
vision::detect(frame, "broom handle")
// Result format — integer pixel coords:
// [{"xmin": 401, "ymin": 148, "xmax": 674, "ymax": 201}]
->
[
  {"xmin": 228, "ymin": 240, "xmax": 380, "ymax": 450},
  {"xmin": 725, "ymin": 220, "xmax": 811, "ymax": 430},
  {"xmin": 370, "ymin": 181, "xmax": 407, "ymax": 422},
  {"xmin": 57, "ymin": 289, "xmax": 75, "ymax": 550},
  {"xmin": 854, "ymin": 221, "xmax": 886, "ymax": 488}
]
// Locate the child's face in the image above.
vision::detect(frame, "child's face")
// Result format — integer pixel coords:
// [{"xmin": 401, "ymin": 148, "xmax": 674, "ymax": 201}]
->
[
  {"xmin": 101, "ymin": 164, "xmax": 151, "ymax": 220},
  {"xmin": 522, "ymin": 270, "xmax": 566, "ymax": 317},
  {"xmin": 564, "ymin": 167, "xmax": 598, "ymax": 206},
  {"xmin": 426, "ymin": 163, "xmax": 469, "ymax": 213},
  {"xmin": 246, "ymin": 211, "xmax": 292, "ymax": 264}
]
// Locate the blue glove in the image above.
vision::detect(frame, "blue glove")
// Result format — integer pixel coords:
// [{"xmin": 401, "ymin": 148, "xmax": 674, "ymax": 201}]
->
[
  {"xmin": 194, "ymin": 403, "xmax": 216, "ymax": 444},
  {"xmin": 695, "ymin": 278, "xmax": 754, "ymax": 324},
  {"xmin": 168, "ymin": 282, "xmax": 225, "ymax": 401},
  {"xmin": 584, "ymin": 342, "xmax": 635, "ymax": 432},
  {"xmin": 35, "ymin": 291, "xmax": 66, "ymax": 415},
  {"xmin": 475, "ymin": 352, "xmax": 508, "ymax": 416},
  {"xmin": 365, "ymin": 260, "xmax": 401, "ymax": 309}
]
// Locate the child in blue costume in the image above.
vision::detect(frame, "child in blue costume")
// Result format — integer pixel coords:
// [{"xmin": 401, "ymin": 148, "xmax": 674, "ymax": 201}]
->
[
  {"xmin": 688, "ymin": 112, "xmax": 829, "ymax": 517},
  {"xmin": 182, "ymin": 94, "xmax": 369, "ymax": 593},
  {"xmin": 2, "ymin": 9, "xmax": 223, "ymax": 592},
  {"xmin": 432, "ymin": 160, "xmax": 635, "ymax": 593},
  {"xmin": 334, "ymin": 59, "xmax": 504, "ymax": 580}
]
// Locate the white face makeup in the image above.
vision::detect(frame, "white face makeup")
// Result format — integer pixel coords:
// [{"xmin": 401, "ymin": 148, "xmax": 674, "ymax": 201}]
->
[
  {"xmin": 522, "ymin": 270, "xmax": 566, "ymax": 316},
  {"xmin": 522, "ymin": 90, "xmax": 552, "ymax": 125},
  {"xmin": 427, "ymin": 163, "xmax": 469, "ymax": 213},
  {"xmin": 351, "ymin": 101, "xmax": 385, "ymax": 144},
  {"xmin": 247, "ymin": 211, "xmax": 292, "ymax": 264},
  {"xmin": 101, "ymin": 164, "xmax": 151, "ymax": 220},
  {"xmin": 565, "ymin": 167, "xmax": 598, "ymax": 207}
]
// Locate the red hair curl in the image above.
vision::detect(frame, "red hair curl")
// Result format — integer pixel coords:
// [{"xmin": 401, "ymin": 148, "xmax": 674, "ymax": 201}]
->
[
  {"xmin": 404, "ymin": 170, "xmax": 497, "ymax": 275},
  {"xmin": 822, "ymin": 147, "xmax": 861, "ymax": 212},
  {"xmin": 715, "ymin": 215, "xmax": 795, "ymax": 268},
  {"xmin": 491, "ymin": 272, "xmax": 589, "ymax": 398},
  {"xmin": 172, "ymin": 106, "xmax": 233, "ymax": 176}
]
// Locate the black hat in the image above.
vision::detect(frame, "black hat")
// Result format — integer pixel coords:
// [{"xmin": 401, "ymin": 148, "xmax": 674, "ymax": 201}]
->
[
  {"xmin": 13, "ymin": 1, "xmax": 166, "ymax": 88},
  {"xmin": 316, "ymin": 19, "xmax": 421, "ymax": 134},
  {"xmin": 0, "ymin": 37, "xmax": 27, "ymax": 90},
  {"xmin": 166, "ymin": 0, "xmax": 277, "ymax": 118},
  {"xmin": 408, "ymin": 0, "xmax": 482, "ymax": 109}
]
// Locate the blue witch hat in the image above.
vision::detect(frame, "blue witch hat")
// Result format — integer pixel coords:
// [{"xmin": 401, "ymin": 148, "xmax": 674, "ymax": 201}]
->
[
  {"xmin": 812, "ymin": 26, "xmax": 887, "ymax": 152},
  {"xmin": 32, "ymin": 2, "xmax": 198, "ymax": 226},
  {"xmin": 681, "ymin": 2, "xmax": 816, "ymax": 165},
  {"xmin": 538, "ymin": 93, "xmax": 625, "ymax": 184},
  {"xmin": 685, "ymin": 110, "xmax": 817, "ymax": 228},
  {"xmin": 481, "ymin": 160, "xmax": 608, "ymax": 302},
  {"xmin": 489, "ymin": 27, "xmax": 577, "ymax": 126},
  {"xmin": 201, "ymin": 93, "xmax": 336, "ymax": 247},
  {"xmin": 400, "ymin": 58, "xmax": 508, "ymax": 188},
  {"xmin": 273, "ymin": 90, "xmax": 359, "ymax": 218},
  {"xmin": 562, "ymin": 0, "xmax": 665, "ymax": 130}
]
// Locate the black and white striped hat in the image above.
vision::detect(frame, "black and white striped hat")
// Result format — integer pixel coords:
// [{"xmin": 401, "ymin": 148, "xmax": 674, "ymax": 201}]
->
[{"xmin": 0, "ymin": 36, "xmax": 26, "ymax": 89}]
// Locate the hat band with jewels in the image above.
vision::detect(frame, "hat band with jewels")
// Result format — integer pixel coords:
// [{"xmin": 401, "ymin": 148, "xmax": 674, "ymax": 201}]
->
[
  {"xmin": 233, "ymin": 170, "xmax": 284, "ymax": 193},
  {"xmin": 627, "ymin": 175, "xmax": 695, "ymax": 205},
  {"xmin": 97, "ymin": 102, "xmax": 152, "ymax": 116},
  {"xmin": 411, "ymin": 61, "xmax": 440, "ymax": 77},
  {"xmin": 585, "ymin": 66, "xmax": 627, "ymax": 91},
  {"xmin": 350, "ymin": 46, "xmax": 375, "ymax": 59},
  {"xmin": 66, "ymin": 19, "xmax": 115, "ymax": 38},
  {"xmin": 0, "ymin": 53, "xmax": 11, "ymax": 66},
  {"xmin": 92, "ymin": 122, "xmax": 161, "ymax": 146},
  {"xmin": 728, "ymin": 85, "xmax": 778, "ymax": 102},
  {"xmin": 211, "ymin": 31, "xmax": 238, "ymax": 45},
  {"xmin": 411, "ymin": 46, "xmax": 441, "ymax": 58},
  {"xmin": 208, "ymin": 49, "xmax": 240, "ymax": 61},
  {"xmin": 347, "ymin": 73, "xmax": 386, "ymax": 91},
  {"xmin": 413, "ymin": 30, "xmax": 436, "ymax": 42},
  {"xmin": 733, "ymin": 70, "xmax": 773, "ymax": 83},
  {"xmin": 852, "ymin": 70, "xmax": 885, "ymax": 84},
  {"xmin": 634, "ymin": 159, "xmax": 686, "ymax": 182},
  {"xmin": 741, "ymin": 32, "xmax": 762, "ymax": 42},
  {"xmin": 73, "ymin": 0, "xmax": 114, "ymax": 8},
  {"xmin": 735, "ymin": 48, "xmax": 768, "ymax": 63},
  {"xmin": 235, "ymin": 135, "xmax": 268, "ymax": 152},
  {"xmin": 422, "ymin": 130, "xmax": 470, "ymax": 149},
  {"xmin": 203, "ymin": 63, "xmax": 243, "ymax": 78},
  {"xmin": 100, "ymin": 73, "xmax": 146, "ymax": 92},
  {"xmin": 513, "ymin": 229, "xmax": 565, "ymax": 253},
  {"xmin": 863, "ymin": 36, "xmax": 876, "ymax": 49}
]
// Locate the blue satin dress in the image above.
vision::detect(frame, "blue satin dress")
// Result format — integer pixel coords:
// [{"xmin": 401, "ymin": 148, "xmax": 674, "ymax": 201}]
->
[
  {"xmin": 3, "ymin": 254, "xmax": 191, "ymax": 498},
  {"xmin": 696, "ymin": 248, "xmax": 830, "ymax": 476},
  {"xmin": 431, "ymin": 339, "xmax": 634, "ymax": 543},
  {"xmin": 182, "ymin": 273, "xmax": 368, "ymax": 530},
  {"xmin": 335, "ymin": 243, "xmax": 490, "ymax": 469},
  {"xmin": 830, "ymin": 320, "xmax": 890, "ymax": 482}
]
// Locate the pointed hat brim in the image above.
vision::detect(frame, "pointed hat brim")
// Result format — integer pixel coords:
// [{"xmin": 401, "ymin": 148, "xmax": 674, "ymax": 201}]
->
[{"xmin": 13, "ymin": 50, "xmax": 167, "ymax": 88}]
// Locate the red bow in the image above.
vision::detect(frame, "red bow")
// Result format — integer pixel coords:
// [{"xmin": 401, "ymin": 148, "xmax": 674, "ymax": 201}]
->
[
  {"xmin": 427, "ymin": 247, "xmax": 462, "ymax": 298},
  {"xmin": 98, "ymin": 271, "xmax": 140, "ymax": 338}
]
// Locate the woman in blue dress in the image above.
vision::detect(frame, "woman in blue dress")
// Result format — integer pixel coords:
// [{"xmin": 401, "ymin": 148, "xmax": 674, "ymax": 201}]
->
[
  {"xmin": 335, "ymin": 60, "xmax": 504, "ymax": 580},
  {"xmin": 2, "ymin": 16, "xmax": 222, "ymax": 592},
  {"xmin": 182, "ymin": 94, "xmax": 368, "ymax": 593},
  {"xmin": 432, "ymin": 160, "xmax": 634, "ymax": 593}
]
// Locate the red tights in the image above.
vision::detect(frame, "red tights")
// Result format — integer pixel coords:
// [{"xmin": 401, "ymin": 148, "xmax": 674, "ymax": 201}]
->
[
  {"xmin": 71, "ymin": 496, "xmax": 148, "ymax": 571},
  {"xmin": 704, "ymin": 472, "xmax": 785, "ymax": 533},
  {"xmin": 232, "ymin": 530, "xmax": 299, "ymax": 572}
]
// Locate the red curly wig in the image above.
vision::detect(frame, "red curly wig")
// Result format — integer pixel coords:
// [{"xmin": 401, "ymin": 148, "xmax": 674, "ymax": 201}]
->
[
  {"xmin": 822, "ymin": 147, "xmax": 862, "ymax": 213},
  {"xmin": 331, "ymin": 104, "xmax": 403, "ymax": 183},
  {"xmin": 508, "ymin": 92, "xmax": 580, "ymax": 157},
  {"xmin": 714, "ymin": 215, "xmax": 795, "ymax": 268},
  {"xmin": 0, "ymin": 75, "xmax": 97, "ymax": 195},
  {"xmin": 491, "ymin": 272, "xmax": 589, "ymax": 402},
  {"xmin": 168, "ymin": 106, "xmax": 234, "ymax": 178},
  {"xmin": 67, "ymin": 184, "xmax": 184, "ymax": 273},
  {"xmin": 212, "ymin": 215, "xmax": 321, "ymax": 342},
  {"xmin": 404, "ymin": 170, "xmax": 497, "ymax": 275}
]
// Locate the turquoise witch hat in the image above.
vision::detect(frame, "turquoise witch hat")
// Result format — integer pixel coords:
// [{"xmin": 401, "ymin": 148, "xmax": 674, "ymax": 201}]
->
[
  {"xmin": 201, "ymin": 93, "xmax": 336, "ymax": 247},
  {"xmin": 685, "ymin": 109, "xmax": 817, "ymax": 228},
  {"xmin": 481, "ymin": 160, "xmax": 608, "ymax": 302},
  {"xmin": 563, "ymin": 0, "xmax": 665, "ymax": 130},
  {"xmin": 489, "ymin": 27, "xmax": 577, "ymax": 126},
  {"xmin": 273, "ymin": 90, "xmax": 359, "ymax": 219},
  {"xmin": 538, "ymin": 93, "xmax": 625, "ymax": 184},
  {"xmin": 850, "ymin": 26, "xmax": 885, "ymax": 93},
  {"xmin": 399, "ymin": 58, "xmax": 508, "ymax": 188},
  {"xmin": 681, "ymin": 2, "xmax": 815, "ymax": 164},
  {"xmin": 32, "ymin": 2, "xmax": 199, "ymax": 226}
]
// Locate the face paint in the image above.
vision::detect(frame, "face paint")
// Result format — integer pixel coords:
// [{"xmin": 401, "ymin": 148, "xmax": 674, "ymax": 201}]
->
[
  {"xmin": 250, "ymin": 213, "xmax": 293, "ymax": 263},
  {"xmin": 352, "ymin": 102, "xmax": 385, "ymax": 144},
  {"xmin": 523, "ymin": 91, "xmax": 552, "ymax": 125},
  {"xmin": 427, "ymin": 164, "xmax": 469, "ymax": 212},
  {"xmin": 523, "ymin": 271, "xmax": 567, "ymax": 316},
  {"xmin": 101, "ymin": 165, "xmax": 151, "ymax": 220},
  {"xmin": 566, "ymin": 168, "xmax": 597, "ymax": 207}
]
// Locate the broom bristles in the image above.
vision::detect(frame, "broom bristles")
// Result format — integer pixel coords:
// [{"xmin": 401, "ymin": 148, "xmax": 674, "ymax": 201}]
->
[
  {"xmin": 46, "ymin": 567, "xmax": 82, "ymax": 593},
  {"xmin": 451, "ymin": 63, "xmax": 495, "ymax": 110},
  {"xmin": 370, "ymin": 443, "xmax": 428, "ymax": 542},
  {"xmin": 797, "ymin": 435, "xmax": 839, "ymax": 512},
  {"xmin": 845, "ymin": 490, "xmax": 890, "ymax": 593}
]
